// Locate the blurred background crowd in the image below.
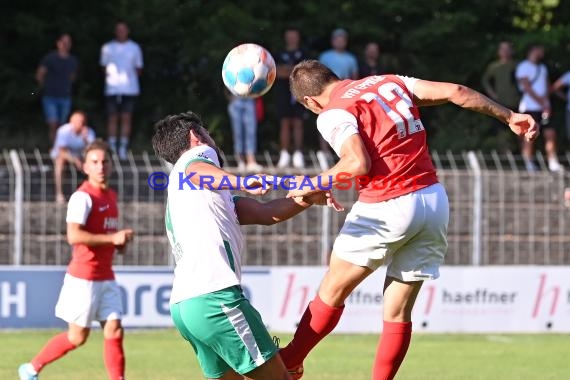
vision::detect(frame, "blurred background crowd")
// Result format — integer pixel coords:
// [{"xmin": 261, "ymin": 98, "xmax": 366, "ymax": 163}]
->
[{"xmin": 2, "ymin": 0, "xmax": 570, "ymax": 179}]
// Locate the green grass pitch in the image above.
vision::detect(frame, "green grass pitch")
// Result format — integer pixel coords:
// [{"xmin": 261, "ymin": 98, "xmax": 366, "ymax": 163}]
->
[{"xmin": 2, "ymin": 329, "xmax": 568, "ymax": 379}]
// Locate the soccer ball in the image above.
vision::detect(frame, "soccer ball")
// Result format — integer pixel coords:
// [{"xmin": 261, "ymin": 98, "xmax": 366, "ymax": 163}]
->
[{"xmin": 222, "ymin": 43, "xmax": 276, "ymax": 98}]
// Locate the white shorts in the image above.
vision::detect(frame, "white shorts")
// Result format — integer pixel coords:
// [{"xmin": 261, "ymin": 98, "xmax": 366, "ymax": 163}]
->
[
  {"xmin": 333, "ymin": 183, "xmax": 449, "ymax": 282},
  {"xmin": 55, "ymin": 273, "xmax": 123, "ymax": 327}
]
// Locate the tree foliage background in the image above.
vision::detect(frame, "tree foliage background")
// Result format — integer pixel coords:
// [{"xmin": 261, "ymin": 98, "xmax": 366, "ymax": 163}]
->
[{"xmin": 1, "ymin": 0, "xmax": 569, "ymax": 153}]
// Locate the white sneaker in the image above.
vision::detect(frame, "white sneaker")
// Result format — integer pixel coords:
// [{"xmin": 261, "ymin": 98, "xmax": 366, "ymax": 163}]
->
[
  {"xmin": 18, "ymin": 363, "xmax": 38, "ymax": 380},
  {"xmin": 246, "ymin": 162, "xmax": 263, "ymax": 172},
  {"xmin": 237, "ymin": 161, "xmax": 246, "ymax": 172},
  {"xmin": 548, "ymin": 159, "xmax": 563, "ymax": 172},
  {"xmin": 277, "ymin": 150, "xmax": 290, "ymax": 168},
  {"xmin": 316, "ymin": 150, "xmax": 329, "ymax": 170},
  {"xmin": 292, "ymin": 150, "xmax": 305, "ymax": 169}
]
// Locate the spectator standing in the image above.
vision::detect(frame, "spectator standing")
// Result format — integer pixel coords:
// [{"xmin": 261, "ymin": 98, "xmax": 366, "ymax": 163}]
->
[
  {"xmin": 227, "ymin": 93, "xmax": 262, "ymax": 172},
  {"xmin": 36, "ymin": 33, "xmax": 78, "ymax": 144},
  {"xmin": 317, "ymin": 28, "xmax": 358, "ymax": 169},
  {"xmin": 358, "ymin": 42, "xmax": 382, "ymax": 78},
  {"xmin": 551, "ymin": 69, "xmax": 570, "ymax": 142},
  {"xmin": 51, "ymin": 111, "xmax": 96, "ymax": 203},
  {"xmin": 100, "ymin": 21, "xmax": 143, "ymax": 160},
  {"xmin": 275, "ymin": 27, "xmax": 308, "ymax": 169},
  {"xmin": 482, "ymin": 41, "xmax": 520, "ymax": 110},
  {"xmin": 319, "ymin": 28, "xmax": 358, "ymax": 80},
  {"xmin": 516, "ymin": 44, "xmax": 562, "ymax": 172}
]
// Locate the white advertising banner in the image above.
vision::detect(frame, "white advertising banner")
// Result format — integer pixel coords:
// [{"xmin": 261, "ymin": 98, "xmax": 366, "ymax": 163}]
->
[
  {"xmin": 260, "ymin": 266, "xmax": 570, "ymax": 333},
  {"xmin": 1, "ymin": 266, "xmax": 569, "ymax": 332}
]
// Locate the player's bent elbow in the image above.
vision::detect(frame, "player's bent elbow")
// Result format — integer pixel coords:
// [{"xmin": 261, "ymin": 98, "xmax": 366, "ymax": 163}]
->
[
  {"xmin": 66, "ymin": 235, "xmax": 77, "ymax": 245},
  {"xmin": 451, "ymin": 83, "xmax": 467, "ymax": 97},
  {"xmin": 448, "ymin": 84, "xmax": 471, "ymax": 106},
  {"xmin": 362, "ymin": 158, "xmax": 372, "ymax": 175},
  {"xmin": 66, "ymin": 229, "xmax": 83, "ymax": 245},
  {"xmin": 341, "ymin": 154, "xmax": 370, "ymax": 176},
  {"xmin": 353, "ymin": 156, "xmax": 371, "ymax": 176}
]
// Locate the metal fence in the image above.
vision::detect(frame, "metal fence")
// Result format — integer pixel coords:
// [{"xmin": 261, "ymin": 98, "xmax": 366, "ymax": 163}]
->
[{"xmin": 1, "ymin": 149, "xmax": 569, "ymax": 267}]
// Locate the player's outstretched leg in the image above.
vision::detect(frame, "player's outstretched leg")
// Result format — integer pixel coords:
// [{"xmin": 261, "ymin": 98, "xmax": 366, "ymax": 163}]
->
[
  {"xmin": 19, "ymin": 324, "xmax": 88, "ymax": 379},
  {"xmin": 280, "ymin": 255, "xmax": 372, "ymax": 378},
  {"xmin": 101, "ymin": 319, "xmax": 125, "ymax": 380},
  {"xmin": 279, "ymin": 294, "xmax": 343, "ymax": 378},
  {"xmin": 372, "ymin": 277, "xmax": 423, "ymax": 380}
]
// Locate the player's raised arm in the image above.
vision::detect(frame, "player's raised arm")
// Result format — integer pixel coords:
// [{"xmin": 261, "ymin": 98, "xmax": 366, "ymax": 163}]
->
[
  {"xmin": 185, "ymin": 161, "xmax": 269, "ymax": 196},
  {"xmin": 412, "ymin": 80, "xmax": 539, "ymax": 141},
  {"xmin": 236, "ymin": 191, "xmax": 343, "ymax": 225}
]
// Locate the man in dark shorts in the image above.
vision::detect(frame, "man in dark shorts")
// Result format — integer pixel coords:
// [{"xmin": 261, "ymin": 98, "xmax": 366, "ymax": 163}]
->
[
  {"xmin": 100, "ymin": 21, "xmax": 143, "ymax": 160},
  {"xmin": 36, "ymin": 33, "xmax": 78, "ymax": 143},
  {"xmin": 274, "ymin": 27, "xmax": 308, "ymax": 169}
]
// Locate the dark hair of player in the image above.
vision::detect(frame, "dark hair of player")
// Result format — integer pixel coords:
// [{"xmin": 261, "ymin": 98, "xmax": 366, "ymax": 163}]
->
[
  {"xmin": 83, "ymin": 139, "xmax": 112, "ymax": 159},
  {"xmin": 152, "ymin": 111, "xmax": 224, "ymax": 166},
  {"xmin": 289, "ymin": 60, "xmax": 339, "ymax": 104}
]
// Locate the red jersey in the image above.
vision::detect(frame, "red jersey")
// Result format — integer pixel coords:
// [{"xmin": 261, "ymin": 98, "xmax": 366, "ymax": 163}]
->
[
  {"xmin": 66, "ymin": 181, "xmax": 119, "ymax": 280},
  {"xmin": 318, "ymin": 75, "xmax": 438, "ymax": 203}
]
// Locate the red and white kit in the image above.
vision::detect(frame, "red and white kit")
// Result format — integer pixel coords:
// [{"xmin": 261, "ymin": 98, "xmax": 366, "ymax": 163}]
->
[
  {"xmin": 55, "ymin": 181, "xmax": 123, "ymax": 327},
  {"xmin": 318, "ymin": 75, "xmax": 449, "ymax": 280}
]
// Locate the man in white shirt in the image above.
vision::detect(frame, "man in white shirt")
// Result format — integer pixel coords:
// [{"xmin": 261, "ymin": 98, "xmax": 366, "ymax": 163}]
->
[
  {"xmin": 100, "ymin": 21, "xmax": 143, "ymax": 160},
  {"xmin": 51, "ymin": 111, "xmax": 96, "ymax": 203},
  {"xmin": 516, "ymin": 44, "xmax": 562, "ymax": 172}
]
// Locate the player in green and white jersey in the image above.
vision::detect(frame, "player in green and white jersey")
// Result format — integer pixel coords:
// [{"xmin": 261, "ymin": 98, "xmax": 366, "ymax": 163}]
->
[{"xmin": 152, "ymin": 111, "xmax": 342, "ymax": 380}]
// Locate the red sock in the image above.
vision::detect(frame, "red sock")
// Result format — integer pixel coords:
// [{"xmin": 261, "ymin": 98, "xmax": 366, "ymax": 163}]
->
[
  {"xmin": 31, "ymin": 332, "xmax": 77, "ymax": 372},
  {"xmin": 280, "ymin": 295, "xmax": 344, "ymax": 368},
  {"xmin": 372, "ymin": 321, "xmax": 413, "ymax": 380},
  {"xmin": 104, "ymin": 337, "xmax": 125, "ymax": 380}
]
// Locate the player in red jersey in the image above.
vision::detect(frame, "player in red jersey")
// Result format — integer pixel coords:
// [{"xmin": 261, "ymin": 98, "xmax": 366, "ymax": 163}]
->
[
  {"xmin": 278, "ymin": 60, "xmax": 538, "ymax": 380},
  {"xmin": 19, "ymin": 140, "xmax": 134, "ymax": 380}
]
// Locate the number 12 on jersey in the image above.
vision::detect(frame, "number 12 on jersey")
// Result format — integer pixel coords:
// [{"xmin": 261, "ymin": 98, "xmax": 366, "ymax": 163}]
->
[{"xmin": 361, "ymin": 82, "xmax": 424, "ymax": 139}]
